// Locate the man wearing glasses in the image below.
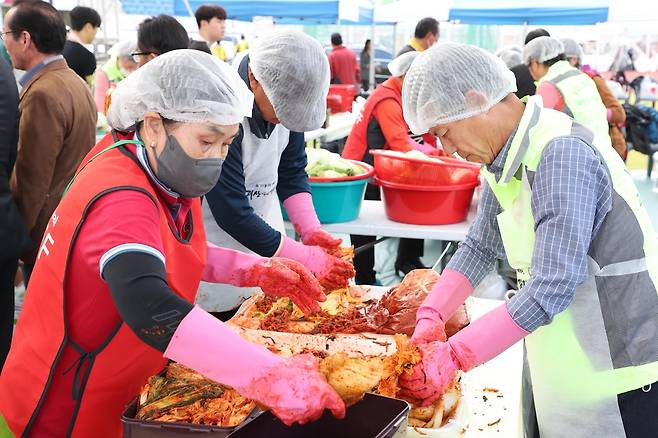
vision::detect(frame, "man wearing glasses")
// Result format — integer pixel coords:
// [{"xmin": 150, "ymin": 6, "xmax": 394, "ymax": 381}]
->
[
  {"xmin": 130, "ymin": 15, "xmax": 189, "ymax": 67},
  {"xmin": 2, "ymin": 0, "xmax": 96, "ymax": 285}
]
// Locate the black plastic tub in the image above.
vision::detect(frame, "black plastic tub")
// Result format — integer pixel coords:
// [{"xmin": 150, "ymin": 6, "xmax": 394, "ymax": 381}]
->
[
  {"xmin": 121, "ymin": 397, "xmax": 259, "ymax": 438},
  {"xmin": 227, "ymin": 393, "xmax": 410, "ymax": 438}
]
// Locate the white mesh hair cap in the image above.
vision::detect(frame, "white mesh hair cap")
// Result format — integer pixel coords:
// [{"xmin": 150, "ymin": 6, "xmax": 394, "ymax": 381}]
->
[
  {"xmin": 497, "ymin": 47, "xmax": 523, "ymax": 68},
  {"xmin": 107, "ymin": 49, "xmax": 253, "ymax": 131},
  {"xmin": 523, "ymin": 36, "xmax": 565, "ymax": 64},
  {"xmin": 388, "ymin": 51, "xmax": 420, "ymax": 77},
  {"xmin": 560, "ymin": 38, "xmax": 584, "ymax": 61},
  {"xmin": 110, "ymin": 40, "xmax": 136, "ymax": 59},
  {"xmin": 403, "ymin": 42, "xmax": 517, "ymax": 134},
  {"xmin": 249, "ymin": 30, "xmax": 330, "ymax": 132}
]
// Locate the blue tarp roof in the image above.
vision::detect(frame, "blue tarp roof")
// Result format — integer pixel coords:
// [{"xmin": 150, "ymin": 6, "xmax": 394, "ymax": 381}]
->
[
  {"xmin": 175, "ymin": 0, "xmax": 339, "ymax": 23},
  {"xmin": 448, "ymin": 0, "xmax": 609, "ymax": 25},
  {"xmin": 120, "ymin": 0, "xmax": 385, "ymax": 25},
  {"xmin": 121, "ymin": 0, "xmax": 609, "ymax": 26}
]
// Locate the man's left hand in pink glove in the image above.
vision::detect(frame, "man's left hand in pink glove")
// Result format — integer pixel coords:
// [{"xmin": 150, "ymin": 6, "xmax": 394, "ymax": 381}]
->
[
  {"xmin": 279, "ymin": 237, "xmax": 355, "ymax": 290},
  {"xmin": 303, "ymin": 229, "xmax": 342, "ymax": 252},
  {"xmin": 281, "ymin": 192, "xmax": 355, "ymax": 289},
  {"xmin": 202, "ymin": 243, "xmax": 326, "ymax": 315},
  {"xmin": 400, "ymin": 303, "xmax": 529, "ymax": 406},
  {"xmin": 283, "ymin": 193, "xmax": 342, "ymax": 252}
]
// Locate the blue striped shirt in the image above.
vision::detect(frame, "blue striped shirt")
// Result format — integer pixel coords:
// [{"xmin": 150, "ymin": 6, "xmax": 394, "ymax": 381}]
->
[{"xmin": 448, "ymin": 134, "xmax": 613, "ymax": 331}]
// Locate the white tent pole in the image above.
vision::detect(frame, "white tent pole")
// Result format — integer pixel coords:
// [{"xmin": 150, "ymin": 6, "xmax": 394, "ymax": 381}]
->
[
  {"xmin": 392, "ymin": 22, "xmax": 397, "ymax": 54},
  {"xmin": 182, "ymin": 0, "xmax": 195, "ymax": 17},
  {"xmin": 369, "ymin": 19, "xmax": 376, "ymax": 91}
]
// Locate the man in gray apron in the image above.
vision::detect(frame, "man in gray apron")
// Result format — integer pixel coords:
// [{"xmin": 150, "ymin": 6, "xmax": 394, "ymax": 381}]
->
[
  {"xmin": 200, "ymin": 30, "xmax": 354, "ymax": 316},
  {"xmin": 399, "ymin": 43, "xmax": 658, "ymax": 438}
]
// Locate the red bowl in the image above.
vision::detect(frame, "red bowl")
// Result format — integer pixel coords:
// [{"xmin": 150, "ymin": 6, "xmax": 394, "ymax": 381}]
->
[
  {"xmin": 374, "ymin": 177, "xmax": 479, "ymax": 225},
  {"xmin": 308, "ymin": 160, "xmax": 374, "ymax": 183},
  {"xmin": 370, "ymin": 149, "xmax": 480, "ymax": 187}
]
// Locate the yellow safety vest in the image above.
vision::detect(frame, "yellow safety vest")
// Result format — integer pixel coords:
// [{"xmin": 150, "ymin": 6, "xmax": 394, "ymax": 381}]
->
[
  {"xmin": 482, "ymin": 95, "xmax": 658, "ymax": 438},
  {"xmin": 539, "ymin": 60, "xmax": 610, "ymax": 145}
]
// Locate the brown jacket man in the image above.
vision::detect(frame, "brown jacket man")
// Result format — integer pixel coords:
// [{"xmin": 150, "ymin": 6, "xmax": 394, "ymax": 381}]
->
[{"xmin": 4, "ymin": 1, "xmax": 96, "ymax": 267}]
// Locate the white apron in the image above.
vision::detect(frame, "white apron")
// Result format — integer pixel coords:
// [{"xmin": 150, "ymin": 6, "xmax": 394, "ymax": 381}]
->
[{"xmin": 196, "ymin": 119, "xmax": 291, "ymax": 312}]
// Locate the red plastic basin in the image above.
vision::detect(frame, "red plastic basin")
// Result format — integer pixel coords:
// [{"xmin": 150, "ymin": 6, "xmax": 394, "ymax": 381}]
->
[
  {"xmin": 375, "ymin": 177, "xmax": 479, "ymax": 225},
  {"xmin": 327, "ymin": 84, "xmax": 357, "ymax": 113},
  {"xmin": 370, "ymin": 149, "xmax": 480, "ymax": 187}
]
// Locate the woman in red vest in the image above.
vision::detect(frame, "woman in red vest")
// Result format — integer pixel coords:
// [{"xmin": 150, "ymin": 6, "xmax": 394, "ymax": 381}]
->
[
  {"xmin": 342, "ymin": 51, "xmax": 441, "ymax": 284},
  {"xmin": 0, "ymin": 50, "xmax": 344, "ymax": 437}
]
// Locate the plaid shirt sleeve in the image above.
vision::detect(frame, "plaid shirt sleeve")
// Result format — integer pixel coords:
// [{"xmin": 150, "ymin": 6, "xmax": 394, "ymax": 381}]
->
[
  {"xmin": 507, "ymin": 138, "xmax": 613, "ymax": 332},
  {"xmin": 446, "ymin": 182, "xmax": 507, "ymax": 287}
]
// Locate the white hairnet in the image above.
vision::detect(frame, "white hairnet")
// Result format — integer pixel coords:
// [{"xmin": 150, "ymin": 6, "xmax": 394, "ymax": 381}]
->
[
  {"xmin": 249, "ymin": 30, "xmax": 329, "ymax": 132},
  {"xmin": 107, "ymin": 49, "xmax": 253, "ymax": 131},
  {"xmin": 388, "ymin": 51, "xmax": 419, "ymax": 77},
  {"xmin": 523, "ymin": 36, "xmax": 564, "ymax": 64},
  {"xmin": 496, "ymin": 47, "xmax": 523, "ymax": 68},
  {"xmin": 110, "ymin": 40, "xmax": 136, "ymax": 59},
  {"xmin": 403, "ymin": 42, "xmax": 517, "ymax": 134},
  {"xmin": 560, "ymin": 38, "xmax": 584, "ymax": 61}
]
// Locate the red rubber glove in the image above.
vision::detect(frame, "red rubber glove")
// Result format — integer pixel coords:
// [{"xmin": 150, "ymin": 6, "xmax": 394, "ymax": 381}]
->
[
  {"xmin": 240, "ymin": 257, "xmax": 326, "ymax": 315},
  {"xmin": 243, "ymin": 354, "xmax": 346, "ymax": 426},
  {"xmin": 279, "ymin": 236, "xmax": 355, "ymax": 290},
  {"xmin": 303, "ymin": 229, "xmax": 342, "ymax": 252}
]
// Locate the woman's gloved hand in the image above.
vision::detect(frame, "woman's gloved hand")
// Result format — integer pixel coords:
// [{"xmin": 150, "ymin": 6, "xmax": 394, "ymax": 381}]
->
[
  {"xmin": 165, "ymin": 307, "xmax": 345, "ymax": 426},
  {"xmin": 239, "ymin": 354, "xmax": 346, "ymax": 426},
  {"xmin": 279, "ymin": 237, "xmax": 355, "ymax": 290},
  {"xmin": 202, "ymin": 243, "xmax": 325, "ymax": 315},
  {"xmin": 240, "ymin": 258, "xmax": 326, "ymax": 315}
]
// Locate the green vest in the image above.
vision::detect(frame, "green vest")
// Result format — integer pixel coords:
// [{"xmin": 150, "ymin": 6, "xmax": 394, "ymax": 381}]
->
[
  {"xmin": 482, "ymin": 95, "xmax": 658, "ymax": 437},
  {"xmin": 539, "ymin": 60, "xmax": 609, "ymax": 146},
  {"xmin": 101, "ymin": 58, "xmax": 124, "ymax": 84}
]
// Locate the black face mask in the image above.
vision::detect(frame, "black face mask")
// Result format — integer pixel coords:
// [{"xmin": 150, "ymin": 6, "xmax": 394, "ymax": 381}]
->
[{"xmin": 154, "ymin": 133, "xmax": 224, "ymax": 198}]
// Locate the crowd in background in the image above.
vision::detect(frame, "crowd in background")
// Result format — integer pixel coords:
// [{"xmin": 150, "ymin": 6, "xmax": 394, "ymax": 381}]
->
[{"xmin": 0, "ymin": 0, "xmax": 629, "ymax": 374}]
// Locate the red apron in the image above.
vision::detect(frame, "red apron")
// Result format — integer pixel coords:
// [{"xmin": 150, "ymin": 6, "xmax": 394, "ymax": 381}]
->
[
  {"xmin": 342, "ymin": 77, "xmax": 436, "ymax": 161},
  {"xmin": 0, "ymin": 133, "xmax": 207, "ymax": 437}
]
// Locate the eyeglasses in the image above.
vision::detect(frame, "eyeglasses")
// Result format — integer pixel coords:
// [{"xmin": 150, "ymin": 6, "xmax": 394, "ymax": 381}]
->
[
  {"xmin": 0, "ymin": 30, "xmax": 19, "ymax": 41},
  {"xmin": 130, "ymin": 51, "xmax": 157, "ymax": 63}
]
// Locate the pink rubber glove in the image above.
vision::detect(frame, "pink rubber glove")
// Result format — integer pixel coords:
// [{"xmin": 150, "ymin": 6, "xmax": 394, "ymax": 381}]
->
[
  {"xmin": 398, "ymin": 341, "xmax": 459, "ymax": 406},
  {"xmin": 283, "ymin": 193, "xmax": 342, "ymax": 249},
  {"xmin": 278, "ymin": 236, "xmax": 355, "ymax": 290},
  {"xmin": 303, "ymin": 229, "xmax": 343, "ymax": 252},
  {"xmin": 202, "ymin": 242, "xmax": 326, "ymax": 315},
  {"xmin": 165, "ymin": 306, "xmax": 345, "ymax": 425},
  {"xmin": 411, "ymin": 269, "xmax": 473, "ymax": 344},
  {"xmin": 411, "ymin": 141, "xmax": 439, "ymax": 156},
  {"xmin": 400, "ymin": 304, "xmax": 528, "ymax": 406}
]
